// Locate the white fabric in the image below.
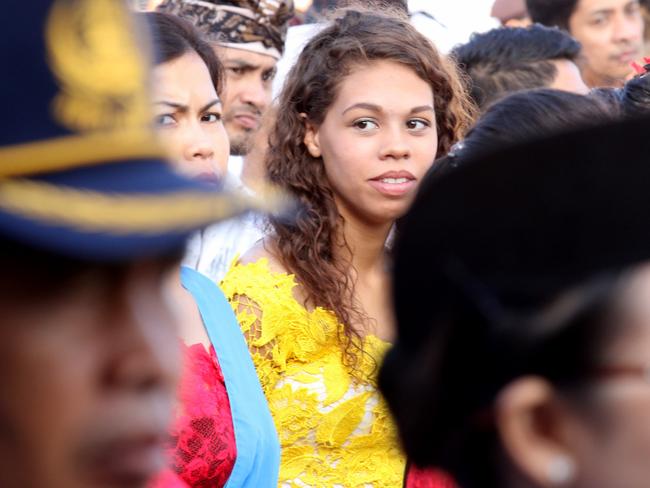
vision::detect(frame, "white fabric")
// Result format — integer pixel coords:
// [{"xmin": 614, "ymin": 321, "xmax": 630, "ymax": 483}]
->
[
  {"xmin": 271, "ymin": 6, "xmax": 498, "ymax": 104},
  {"xmin": 272, "ymin": 23, "xmax": 324, "ymax": 99},
  {"xmin": 183, "ymin": 173, "xmax": 266, "ymax": 283},
  {"xmin": 408, "ymin": 0, "xmax": 499, "ymax": 53}
]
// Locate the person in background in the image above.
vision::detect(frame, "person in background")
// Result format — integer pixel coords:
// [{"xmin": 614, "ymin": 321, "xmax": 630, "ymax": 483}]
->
[
  {"xmin": 380, "ymin": 114, "xmax": 650, "ymax": 488},
  {"xmin": 619, "ymin": 61, "xmax": 650, "ymax": 112},
  {"xmin": 492, "ymin": 0, "xmax": 532, "ymax": 26},
  {"xmin": 143, "ymin": 12, "xmax": 281, "ymax": 487},
  {"xmin": 157, "ymin": 0, "xmax": 295, "ymax": 283},
  {"xmin": 0, "ymin": 0, "xmax": 256, "ymax": 486},
  {"xmin": 451, "ymin": 24, "xmax": 588, "ymax": 112},
  {"xmin": 220, "ymin": 7, "xmax": 475, "ymax": 487},
  {"xmin": 157, "ymin": 0, "xmax": 293, "ymax": 160},
  {"xmin": 148, "ymin": 12, "xmax": 229, "ymax": 182},
  {"xmin": 526, "ymin": 0, "xmax": 645, "ymax": 87},
  {"xmin": 590, "ymin": 60, "xmax": 650, "ymax": 114}
]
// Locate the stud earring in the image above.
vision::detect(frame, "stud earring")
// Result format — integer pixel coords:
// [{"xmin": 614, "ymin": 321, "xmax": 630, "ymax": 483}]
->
[{"xmin": 547, "ymin": 455, "xmax": 576, "ymax": 485}]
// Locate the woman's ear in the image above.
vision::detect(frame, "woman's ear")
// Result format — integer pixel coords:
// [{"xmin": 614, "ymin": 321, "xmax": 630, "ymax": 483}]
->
[
  {"xmin": 301, "ymin": 113, "xmax": 322, "ymax": 158},
  {"xmin": 495, "ymin": 377, "xmax": 578, "ymax": 487}
]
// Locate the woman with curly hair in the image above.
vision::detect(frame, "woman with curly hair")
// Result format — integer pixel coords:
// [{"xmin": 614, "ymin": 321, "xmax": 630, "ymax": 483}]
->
[{"xmin": 220, "ymin": 6, "xmax": 475, "ymax": 487}]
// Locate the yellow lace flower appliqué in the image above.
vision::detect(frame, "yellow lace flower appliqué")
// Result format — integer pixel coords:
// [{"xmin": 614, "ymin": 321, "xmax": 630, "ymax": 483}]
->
[{"xmin": 221, "ymin": 259, "xmax": 406, "ymax": 487}]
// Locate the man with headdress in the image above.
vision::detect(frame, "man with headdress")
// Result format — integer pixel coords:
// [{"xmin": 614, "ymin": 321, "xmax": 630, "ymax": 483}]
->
[
  {"xmin": 157, "ymin": 0, "xmax": 294, "ymax": 157},
  {"xmin": 157, "ymin": 0, "xmax": 294, "ymax": 282}
]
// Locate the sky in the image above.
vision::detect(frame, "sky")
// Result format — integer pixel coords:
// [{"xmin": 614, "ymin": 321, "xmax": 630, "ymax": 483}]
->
[{"xmin": 408, "ymin": 0, "xmax": 500, "ymax": 52}]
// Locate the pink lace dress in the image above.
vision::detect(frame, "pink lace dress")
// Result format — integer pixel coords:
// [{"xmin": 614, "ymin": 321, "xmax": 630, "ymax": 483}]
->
[
  {"xmin": 405, "ymin": 466, "xmax": 457, "ymax": 488},
  {"xmin": 152, "ymin": 343, "xmax": 236, "ymax": 487}
]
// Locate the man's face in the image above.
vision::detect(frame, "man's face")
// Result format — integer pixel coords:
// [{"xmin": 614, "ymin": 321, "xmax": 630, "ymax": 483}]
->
[
  {"xmin": 569, "ymin": 0, "xmax": 645, "ymax": 87},
  {"xmin": 0, "ymin": 255, "xmax": 182, "ymax": 488},
  {"xmin": 216, "ymin": 46, "xmax": 277, "ymax": 156}
]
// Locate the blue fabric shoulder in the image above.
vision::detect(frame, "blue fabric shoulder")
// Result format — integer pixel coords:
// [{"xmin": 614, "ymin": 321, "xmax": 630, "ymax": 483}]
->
[{"xmin": 180, "ymin": 266, "xmax": 280, "ymax": 488}]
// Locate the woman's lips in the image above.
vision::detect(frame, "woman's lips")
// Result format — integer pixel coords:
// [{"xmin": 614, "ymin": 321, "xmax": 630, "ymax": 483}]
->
[{"xmin": 368, "ymin": 172, "xmax": 417, "ymax": 197}]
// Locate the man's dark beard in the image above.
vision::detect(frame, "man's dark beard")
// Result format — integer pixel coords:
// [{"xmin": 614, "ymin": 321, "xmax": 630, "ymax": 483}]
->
[
  {"xmin": 230, "ymin": 140, "xmax": 251, "ymax": 156},
  {"xmin": 229, "ymin": 132, "xmax": 254, "ymax": 156}
]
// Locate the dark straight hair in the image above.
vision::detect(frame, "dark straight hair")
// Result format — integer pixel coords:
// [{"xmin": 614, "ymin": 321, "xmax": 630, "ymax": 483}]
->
[
  {"xmin": 141, "ymin": 11, "xmax": 224, "ymax": 94},
  {"xmin": 450, "ymin": 24, "xmax": 581, "ymax": 110},
  {"xmin": 525, "ymin": 0, "xmax": 579, "ymax": 30},
  {"xmin": 448, "ymin": 88, "xmax": 619, "ymax": 166}
]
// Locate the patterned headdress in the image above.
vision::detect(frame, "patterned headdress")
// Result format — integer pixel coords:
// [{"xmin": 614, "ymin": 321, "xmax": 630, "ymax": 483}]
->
[{"xmin": 157, "ymin": 0, "xmax": 294, "ymax": 59}]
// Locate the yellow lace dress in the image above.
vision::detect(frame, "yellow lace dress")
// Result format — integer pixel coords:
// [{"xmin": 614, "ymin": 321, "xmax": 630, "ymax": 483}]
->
[{"xmin": 220, "ymin": 258, "xmax": 406, "ymax": 487}]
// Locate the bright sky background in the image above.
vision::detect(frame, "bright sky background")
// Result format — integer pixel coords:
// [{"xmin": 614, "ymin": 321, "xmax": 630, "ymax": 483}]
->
[
  {"xmin": 408, "ymin": 0, "xmax": 500, "ymax": 52},
  {"xmin": 274, "ymin": 0, "xmax": 501, "ymax": 96}
]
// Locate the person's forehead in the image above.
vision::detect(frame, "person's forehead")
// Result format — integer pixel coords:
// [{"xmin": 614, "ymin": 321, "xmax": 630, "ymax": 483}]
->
[
  {"xmin": 151, "ymin": 53, "xmax": 218, "ymax": 104},
  {"xmin": 217, "ymin": 46, "xmax": 278, "ymax": 70},
  {"xmin": 331, "ymin": 61, "xmax": 434, "ymax": 111},
  {"xmin": 575, "ymin": 0, "xmax": 638, "ymax": 14}
]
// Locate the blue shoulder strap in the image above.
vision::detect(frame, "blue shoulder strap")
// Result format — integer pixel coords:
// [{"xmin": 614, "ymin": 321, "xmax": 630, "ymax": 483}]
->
[{"xmin": 180, "ymin": 267, "xmax": 280, "ymax": 488}]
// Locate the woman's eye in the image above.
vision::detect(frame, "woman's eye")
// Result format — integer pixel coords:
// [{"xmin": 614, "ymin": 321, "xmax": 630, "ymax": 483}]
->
[
  {"xmin": 201, "ymin": 113, "xmax": 222, "ymax": 123},
  {"xmin": 353, "ymin": 119, "xmax": 379, "ymax": 131},
  {"xmin": 155, "ymin": 114, "xmax": 176, "ymax": 127},
  {"xmin": 407, "ymin": 119, "xmax": 430, "ymax": 131}
]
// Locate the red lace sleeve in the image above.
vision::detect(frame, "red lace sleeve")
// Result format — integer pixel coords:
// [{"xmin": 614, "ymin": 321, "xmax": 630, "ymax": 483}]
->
[
  {"xmin": 405, "ymin": 465, "xmax": 457, "ymax": 488},
  {"xmin": 152, "ymin": 343, "xmax": 237, "ymax": 488}
]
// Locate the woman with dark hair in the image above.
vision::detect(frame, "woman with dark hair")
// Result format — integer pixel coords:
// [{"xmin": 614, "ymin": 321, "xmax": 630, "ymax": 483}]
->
[
  {"xmin": 143, "ymin": 12, "xmax": 280, "ymax": 488},
  {"xmin": 379, "ymin": 113, "xmax": 650, "ymax": 488},
  {"xmin": 147, "ymin": 12, "xmax": 228, "ymax": 183},
  {"xmin": 219, "ymin": 6, "xmax": 474, "ymax": 487}
]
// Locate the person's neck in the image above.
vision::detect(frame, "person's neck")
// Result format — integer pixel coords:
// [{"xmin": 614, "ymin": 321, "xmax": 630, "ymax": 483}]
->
[
  {"xmin": 337, "ymin": 208, "xmax": 392, "ymax": 277},
  {"xmin": 240, "ymin": 152, "xmax": 266, "ymax": 193}
]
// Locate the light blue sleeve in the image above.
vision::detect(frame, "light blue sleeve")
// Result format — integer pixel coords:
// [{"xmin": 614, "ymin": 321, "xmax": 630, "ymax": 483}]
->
[{"xmin": 180, "ymin": 267, "xmax": 280, "ymax": 488}]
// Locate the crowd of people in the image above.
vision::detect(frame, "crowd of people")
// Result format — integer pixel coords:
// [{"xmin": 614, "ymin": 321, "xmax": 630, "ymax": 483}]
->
[{"xmin": 3, "ymin": 0, "xmax": 650, "ymax": 487}]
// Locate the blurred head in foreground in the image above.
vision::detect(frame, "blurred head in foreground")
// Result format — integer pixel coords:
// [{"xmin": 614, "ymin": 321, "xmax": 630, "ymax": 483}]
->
[
  {"xmin": 380, "ymin": 115, "xmax": 650, "ymax": 488},
  {"xmin": 438, "ymin": 88, "xmax": 619, "ymax": 175},
  {"xmin": 451, "ymin": 25, "xmax": 588, "ymax": 111},
  {"xmin": 0, "ymin": 1, "xmax": 257, "ymax": 486}
]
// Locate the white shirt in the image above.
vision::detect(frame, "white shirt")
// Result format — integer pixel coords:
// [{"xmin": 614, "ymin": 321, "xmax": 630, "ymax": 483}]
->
[{"xmin": 183, "ymin": 172, "xmax": 266, "ymax": 283}]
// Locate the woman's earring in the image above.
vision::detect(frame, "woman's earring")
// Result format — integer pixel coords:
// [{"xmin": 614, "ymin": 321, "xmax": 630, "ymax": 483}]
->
[{"xmin": 547, "ymin": 456, "xmax": 576, "ymax": 485}]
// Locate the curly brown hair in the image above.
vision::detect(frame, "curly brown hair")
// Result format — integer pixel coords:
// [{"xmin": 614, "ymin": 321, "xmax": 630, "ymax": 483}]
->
[{"xmin": 267, "ymin": 7, "xmax": 476, "ymax": 369}]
